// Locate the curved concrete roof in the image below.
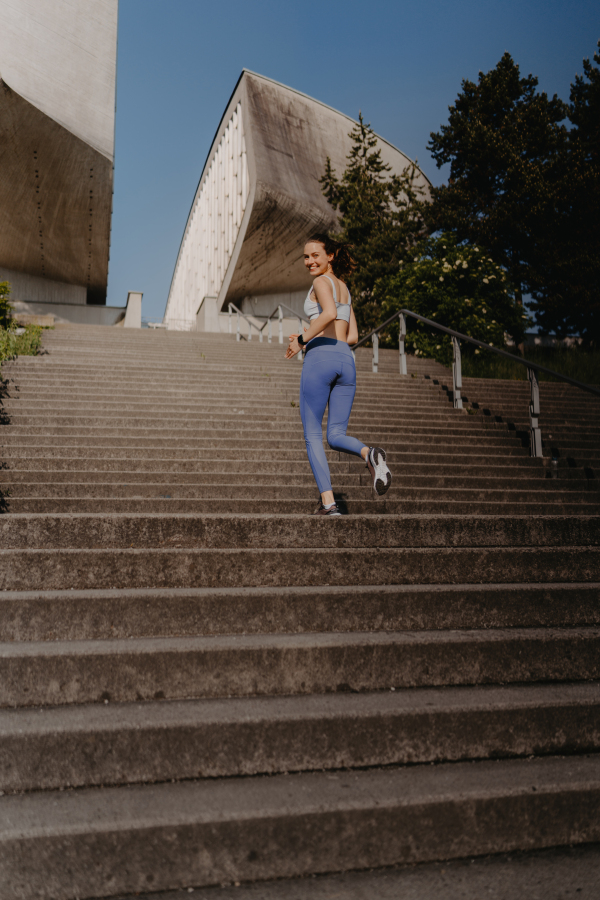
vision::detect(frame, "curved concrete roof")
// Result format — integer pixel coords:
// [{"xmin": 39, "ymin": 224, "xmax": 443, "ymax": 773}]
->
[
  {"xmin": 0, "ymin": 0, "xmax": 117, "ymax": 160},
  {"xmin": 0, "ymin": 0, "xmax": 117, "ymax": 303},
  {"xmin": 165, "ymin": 71, "xmax": 431, "ymax": 325}
]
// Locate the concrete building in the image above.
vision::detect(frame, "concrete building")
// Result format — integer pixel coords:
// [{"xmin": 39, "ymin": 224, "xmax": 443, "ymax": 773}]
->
[
  {"xmin": 164, "ymin": 70, "xmax": 431, "ymax": 333},
  {"xmin": 0, "ymin": 0, "xmax": 121, "ymax": 324}
]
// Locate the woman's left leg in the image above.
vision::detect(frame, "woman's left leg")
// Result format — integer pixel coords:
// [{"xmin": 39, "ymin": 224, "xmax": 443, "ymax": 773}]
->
[
  {"xmin": 327, "ymin": 355, "xmax": 393, "ymax": 497},
  {"xmin": 326, "ymin": 357, "xmax": 367, "ymax": 459}
]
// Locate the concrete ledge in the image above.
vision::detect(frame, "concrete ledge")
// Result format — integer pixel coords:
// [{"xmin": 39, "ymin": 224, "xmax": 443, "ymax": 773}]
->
[
  {"xmin": 0, "ymin": 514, "xmax": 599, "ymax": 551},
  {"xmin": 1, "ymin": 683, "xmax": 599, "ymax": 791},
  {"xmin": 110, "ymin": 844, "xmax": 600, "ymax": 900},
  {"xmin": 0, "ymin": 627, "xmax": 598, "ymax": 707},
  {"xmin": 1, "ymin": 584, "xmax": 599, "ymax": 642},
  {"xmin": 1, "ymin": 755, "xmax": 599, "ymax": 898},
  {"xmin": 1, "ymin": 546, "xmax": 599, "ymax": 591}
]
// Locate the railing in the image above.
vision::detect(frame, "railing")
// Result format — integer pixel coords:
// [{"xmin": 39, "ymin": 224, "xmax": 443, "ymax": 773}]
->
[
  {"xmin": 353, "ymin": 309, "xmax": 600, "ymax": 458},
  {"xmin": 228, "ymin": 302, "xmax": 310, "ymax": 362}
]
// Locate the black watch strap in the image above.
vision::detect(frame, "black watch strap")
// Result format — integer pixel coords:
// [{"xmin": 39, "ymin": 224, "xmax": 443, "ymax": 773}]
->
[{"xmin": 297, "ymin": 333, "xmax": 305, "ymax": 346}]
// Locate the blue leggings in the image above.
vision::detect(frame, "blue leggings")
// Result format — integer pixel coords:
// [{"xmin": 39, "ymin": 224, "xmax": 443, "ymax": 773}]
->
[{"xmin": 299, "ymin": 338, "xmax": 367, "ymax": 493}]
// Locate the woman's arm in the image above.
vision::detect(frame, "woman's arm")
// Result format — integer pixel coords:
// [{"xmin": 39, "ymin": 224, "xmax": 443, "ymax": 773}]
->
[
  {"xmin": 346, "ymin": 306, "xmax": 359, "ymax": 345},
  {"xmin": 285, "ymin": 277, "xmax": 337, "ymax": 358}
]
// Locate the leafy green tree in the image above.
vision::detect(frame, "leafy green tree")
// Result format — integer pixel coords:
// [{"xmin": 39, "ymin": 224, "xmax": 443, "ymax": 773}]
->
[
  {"xmin": 529, "ymin": 41, "xmax": 600, "ymax": 344},
  {"xmin": 427, "ymin": 53, "xmax": 568, "ymax": 307},
  {"xmin": 320, "ymin": 114, "xmax": 427, "ymax": 333},
  {"xmin": 377, "ymin": 233, "xmax": 529, "ymax": 367},
  {"xmin": 0, "ymin": 282, "xmax": 13, "ymax": 330}
]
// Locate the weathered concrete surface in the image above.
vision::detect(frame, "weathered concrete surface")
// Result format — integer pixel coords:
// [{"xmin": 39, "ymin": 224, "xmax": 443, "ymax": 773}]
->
[
  {"xmin": 0, "ymin": 1, "xmax": 117, "ymax": 303},
  {"xmin": 1, "ymin": 546, "xmax": 599, "ymax": 591},
  {"xmin": 2, "ymin": 327, "xmax": 600, "ymax": 897},
  {"xmin": 1, "ymin": 684, "xmax": 598, "ymax": 791},
  {"xmin": 0, "ymin": 79, "xmax": 113, "ymax": 300},
  {"xmin": 112, "ymin": 844, "xmax": 600, "ymax": 900},
  {"xmin": 0, "ymin": 0, "xmax": 117, "ymax": 158},
  {"xmin": 1, "ymin": 755, "xmax": 599, "ymax": 899},
  {"xmin": 2, "ymin": 584, "xmax": 598, "ymax": 642},
  {"xmin": 1, "ymin": 513, "xmax": 599, "ymax": 550},
  {"xmin": 1, "ymin": 628, "xmax": 598, "ymax": 708}
]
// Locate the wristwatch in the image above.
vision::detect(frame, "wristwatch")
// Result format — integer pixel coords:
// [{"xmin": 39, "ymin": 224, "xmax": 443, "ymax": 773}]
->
[{"xmin": 297, "ymin": 333, "xmax": 306, "ymax": 346}]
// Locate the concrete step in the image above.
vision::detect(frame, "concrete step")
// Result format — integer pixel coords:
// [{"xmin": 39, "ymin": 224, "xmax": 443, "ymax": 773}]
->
[
  {"xmin": 1, "ymin": 755, "xmax": 599, "ymax": 899},
  {"xmin": 3, "ymin": 627, "xmax": 599, "ymax": 709},
  {"xmin": 2, "ymin": 583, "xmax": 597, "ymax": 642},
  {"xmin": 6, "ymin": 482, "xmax": 598, "ymax": 501},
  {"xmin": 2, "ymin": 433, "xmax": 528, "ymax": 455},
  {"xmin": 2, "ymin": 470, "xmax": 592, "ymax": 487},
  {"xmin": 0, "ymin": 457, "xmax": 554, "ymax": 476},
  {"xmin": 0, "ymin": 446, "xmax": 534, "ymax": 463},
  {"xmin": 5, "ymin": 403, "xmax": 467, "ymax": 425},
  {"xmin": 5, "ymin": 417, "xmax": 516, "ymax": 440},
  {"xmin": 1, "ymin": 683, "xmax": 598, "ymax": 792},
  {"xmin": 1, "ymin": 441, "xmax": 532, "ymax": 464},
  {"xmin": 1, "ymin": 545, "xmax": 599, "ymax": 590},
  {"xmin": 108, "ymin": 844, "xmax": 600, "ymax": 900},
  {"xmin": 3, "ymin": 418, "xmax": 518, "ymax": 441},
  {"xmin": 7, "ymin": 499, "xmax": 599, "ymax": 515},
  {"xmin": 2, "ymin": 513, "xmax": 597, "ymax": 550},
  {"xmin": 5, "ymin": 390, "xmax": 456, "ymax": 412}
]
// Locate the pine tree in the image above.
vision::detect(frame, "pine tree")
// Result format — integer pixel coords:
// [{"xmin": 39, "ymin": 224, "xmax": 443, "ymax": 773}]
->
[
  {"xmin": 529, "ymin": 41, "xmax": 600, "ymax": 344},
  {"xmin": 427, "ymin": 53, "xmax": 569, "ymax": 307},
  {"xmin": 320, "ymin": 114, "xmax": 427, "ymax": 333}
]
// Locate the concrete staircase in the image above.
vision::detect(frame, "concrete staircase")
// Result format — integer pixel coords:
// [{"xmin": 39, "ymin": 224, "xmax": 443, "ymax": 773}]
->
[{"xmin": 0, "ymin": 324, "xmax": 599, "ymax": 899}]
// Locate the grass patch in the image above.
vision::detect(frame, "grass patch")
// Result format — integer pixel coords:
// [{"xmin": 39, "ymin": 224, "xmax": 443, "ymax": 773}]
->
[
  {"xmin": 462, "ymin": 345, "xmax": 600, "ymax": 385},
  {"xmin": 0, "ymin": 325, "xmax": 44, "ymax": 364}
]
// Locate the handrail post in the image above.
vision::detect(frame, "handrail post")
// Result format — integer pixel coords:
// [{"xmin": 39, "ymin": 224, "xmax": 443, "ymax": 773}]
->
[
  {"xmin": 248, "ymin": 317, "xmax": 252, "ymax": 341},
  {"xmin": 228, "ymin": 304, "xmax": 232, "ymax": 335},
  {"xmin": 236, "ymin": 310, "xmax": 241, "ymax": 342},
  {"xmin": 528, "ymin": 367, "xmax": 543, "ymax": 457},
  {"xmin": 372, "ymin": 333, "xmax": 379, "ymax": 373},
  {"xmin": 452, "ymin": 337, "xmax": 463, "ymax": 409},
  {"xmin": 268, "ymin": 317, "xmax": 272, "ymax": 343},
  {"xmin": 278, "ymin": 306, "xmax": 283, "ymax": 344},
  {"xmin": 399, "ymin": 313, "xmax": 407, "ymax": 375}
]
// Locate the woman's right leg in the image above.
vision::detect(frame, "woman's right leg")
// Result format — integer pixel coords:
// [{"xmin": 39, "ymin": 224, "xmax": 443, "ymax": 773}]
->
[{"xmin": 299, "ymin": 355, "xmax": 334, "ymax": 494}]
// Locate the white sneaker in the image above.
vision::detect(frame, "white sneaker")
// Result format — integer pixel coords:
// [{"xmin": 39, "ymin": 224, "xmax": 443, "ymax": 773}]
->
[{"xmin": 366, "ymin": 447, "xmax": 392, "ymax": 496}]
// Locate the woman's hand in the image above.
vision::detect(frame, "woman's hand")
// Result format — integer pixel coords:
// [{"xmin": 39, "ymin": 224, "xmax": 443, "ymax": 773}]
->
[{"xmin": 285, "ymin": 334, "xmax": 301, "ymax": 359}]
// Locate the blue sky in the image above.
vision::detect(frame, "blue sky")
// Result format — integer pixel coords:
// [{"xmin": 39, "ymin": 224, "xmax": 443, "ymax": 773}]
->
[{"xmin": 107, "ymin": 0, "xmax": 600, "ymax": 321}]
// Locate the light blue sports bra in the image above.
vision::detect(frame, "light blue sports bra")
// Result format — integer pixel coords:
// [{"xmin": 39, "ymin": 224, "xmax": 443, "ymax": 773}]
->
[{"xmin": 304, "ymin": 275, "xmax": 352, "ymax": 324}]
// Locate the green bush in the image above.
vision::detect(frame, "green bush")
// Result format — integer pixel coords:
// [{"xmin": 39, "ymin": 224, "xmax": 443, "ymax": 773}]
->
[
  {"xmin": 376, "ymin": 233, "xmax": 530, "ymax": 366},
  {"xmin": 0, "ymin": 281, "xmax": 13, "ymax": 330},
  {"xmin": 463, "ymin": 344, "xmax": 600, "ymax": 384},
  {"xmin": 0, "ymin": 325, "xmax": 44, "ymax": 364}
]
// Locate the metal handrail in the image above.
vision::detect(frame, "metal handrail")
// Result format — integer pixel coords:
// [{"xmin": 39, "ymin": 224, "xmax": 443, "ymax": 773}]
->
[
  {"xmin": 354, "ymin": 308, "xmax": 600, "ymax": 459},
  {"xmin": 227, "ymin": 303, "xmax": 264, "ymax": 342},
  {"xmin": 228, "ymin": 301, "xmax": 310, "ymax": 362}
]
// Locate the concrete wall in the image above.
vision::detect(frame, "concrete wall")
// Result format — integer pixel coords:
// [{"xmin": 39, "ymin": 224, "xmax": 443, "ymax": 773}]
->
[
  {"xmin": 123, "ymin": 291, "xmax": 142, "ymax": 328},
  {"xmin": 11, "ymin": 298, "xmax": 125, "ymax": 326},
  {"xmin": 0, "ymin": 0, "xmax": 117, "ymax": 160},
  {"xmin": 0, "ymin": 0, "xmax": 117, "ymax": 304},
  {"xmin": 0, "ymin": 266, "xmax": 86, "ymax": 305},
  {"xmin": 239, "ymin": 290, "xmax": 307, "ymax": 320},
  {"xmin": 166, "ymin": 103, "xmax": 249, "ymax": 328}
]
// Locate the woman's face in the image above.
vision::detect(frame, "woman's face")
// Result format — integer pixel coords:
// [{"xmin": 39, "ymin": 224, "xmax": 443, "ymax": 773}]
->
[{"xmin": 304, "ymin": 242, "xmax": 334, "ymax": 277}]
